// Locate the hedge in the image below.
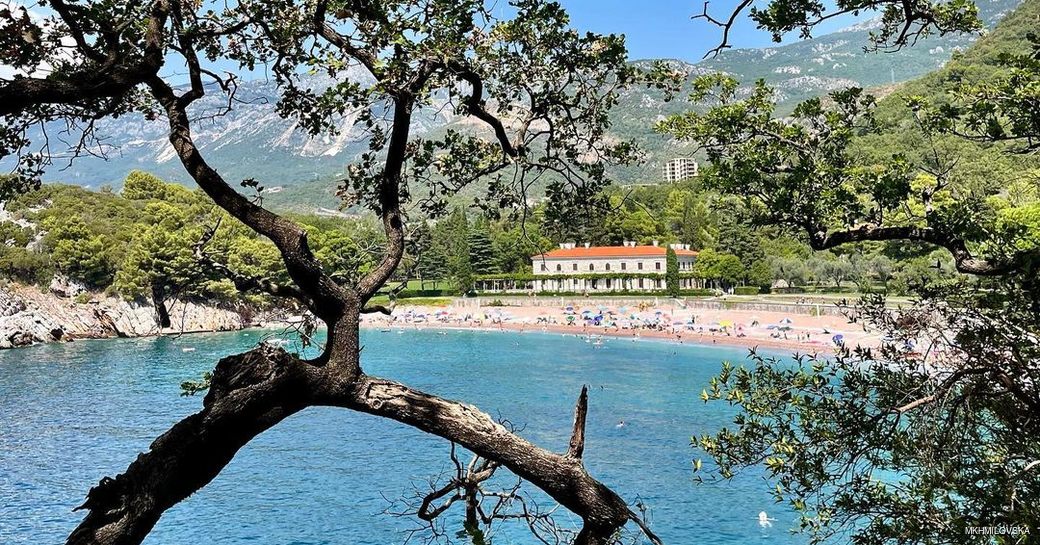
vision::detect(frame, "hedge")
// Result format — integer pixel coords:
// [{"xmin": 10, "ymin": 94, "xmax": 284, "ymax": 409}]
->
[
  {"xmin": 733, "ymin": 286, "xmax": 761, "ymax": 295},
  {"xmin": 385, "ymin": 289, "xmax": 454, "ymax": 298},
  {"xmin": 476, "ymin": 272, "xmax": 666, "ymax": 282},
  {"xmin": 473, "ymin": 289, "xmax": 718, "ymax": 298}
]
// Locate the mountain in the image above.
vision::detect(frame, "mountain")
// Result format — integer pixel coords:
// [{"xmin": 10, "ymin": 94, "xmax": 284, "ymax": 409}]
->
[
  {"xmin": 14, "ymin": 0, "xmax": 1025, "ymax": 213},
  {"xmin": 698, "ymin": 0, "xmax": 1021, "ymax": 104},
  {"xmin": 849, "ymin": 0, "xmax": 1040, "ymax": 197}
]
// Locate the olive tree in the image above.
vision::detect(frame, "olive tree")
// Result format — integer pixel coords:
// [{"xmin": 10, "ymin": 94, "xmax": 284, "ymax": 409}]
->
[{"xmin": 0, "ymin": 1, "xmax": 678, "ymax": 544}]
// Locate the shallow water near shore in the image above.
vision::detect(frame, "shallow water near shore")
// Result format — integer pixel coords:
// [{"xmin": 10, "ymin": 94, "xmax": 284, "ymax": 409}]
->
[{"xmin": 0, "ymin": 328, "xmax": 804, "ymax": 545}]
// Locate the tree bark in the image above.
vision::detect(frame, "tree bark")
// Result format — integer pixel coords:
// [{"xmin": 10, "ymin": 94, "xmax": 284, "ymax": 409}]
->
[
  {"xmin": 335, "ymin": 376, "xmax": 630, "ymax": 543},
  {"xmin": 68, "ymin": 347, "xmax": 632, "ymax": 545},
  {"xmin": 64, "ymin": 20, "xmax": 640, "ymax": 545},
  {"xmin": 151, "ymin": 285, "xmax": 171, "ymax": 329},
  {"xmin": 67, "ymin": 347, "xmax": 316, "ymax": 545}
]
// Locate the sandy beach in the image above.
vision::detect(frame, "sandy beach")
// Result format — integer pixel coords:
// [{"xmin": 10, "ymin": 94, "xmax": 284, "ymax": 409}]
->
[{"xmin": 360, "ymin": 300, "xmax": 881, "ymax": 355}]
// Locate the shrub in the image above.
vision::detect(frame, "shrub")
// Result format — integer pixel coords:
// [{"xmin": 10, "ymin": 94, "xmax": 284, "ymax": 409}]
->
[
  {"xmin": 392, "ymin": 289, "xmax": 453, "ymax": 299},
  {"xmin": 733, "ymin": 286, "xmax": 761, "ymax": 295}
]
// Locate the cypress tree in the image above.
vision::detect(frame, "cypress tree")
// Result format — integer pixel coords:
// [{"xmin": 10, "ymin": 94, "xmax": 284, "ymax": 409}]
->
[{"xmin": 666, "ymin": 247, "xmax": 680, "ymax": 297}]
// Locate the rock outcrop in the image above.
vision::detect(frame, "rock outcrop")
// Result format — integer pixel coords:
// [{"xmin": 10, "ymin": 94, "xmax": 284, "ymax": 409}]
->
[{"xmin": 0, "ymin": 283, "xmax": 252, "ymax": 349}]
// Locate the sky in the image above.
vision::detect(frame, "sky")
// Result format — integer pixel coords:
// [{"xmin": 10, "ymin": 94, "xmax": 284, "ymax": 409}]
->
[
  {"xmin": 548, "ymin": 0, "xmax": 865, "ymax": 61},
  {"xmin": 0, "ymin": 0, "xmax": 868, "ymax": 82}
]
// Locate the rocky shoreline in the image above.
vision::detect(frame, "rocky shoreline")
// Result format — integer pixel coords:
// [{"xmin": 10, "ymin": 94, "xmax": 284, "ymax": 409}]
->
[{"xmin": 0, "ymin": 282, "xmax": 266, "ymax": 349}]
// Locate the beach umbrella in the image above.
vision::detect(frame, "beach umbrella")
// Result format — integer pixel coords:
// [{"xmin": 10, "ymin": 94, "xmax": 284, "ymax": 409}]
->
[
  {"xmin": 719, "ymin": 319, "xmax": 733, "ymax": 328},
  {"xmin": 779, "ymin": 317, "xmax": 794, "ymax": 325},
  {"xmin": 832, "ymin": 334, "xmax": 844, "ymax": 345}
]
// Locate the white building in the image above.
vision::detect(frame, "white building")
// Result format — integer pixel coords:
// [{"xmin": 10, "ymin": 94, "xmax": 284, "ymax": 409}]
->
[
  {"xmin": 522, "ymin": 241, "xmax": 699, "ymax": 293},
  {"xmin": 663, "ymin": 158, "xmax": 699, "ymax": 182}
]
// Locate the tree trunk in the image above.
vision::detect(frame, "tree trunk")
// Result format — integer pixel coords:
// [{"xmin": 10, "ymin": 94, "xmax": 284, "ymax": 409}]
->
[
  {"xmin": 68, "ymin": 346, "xmax": 633, "ymax": 545},
  {"xmin": 151, "ymin": 285, "xmax": 171, "ymax": 329},
  {"xmin": 67, "ymin": 347, "xmax": 315, "ymax": 545}
]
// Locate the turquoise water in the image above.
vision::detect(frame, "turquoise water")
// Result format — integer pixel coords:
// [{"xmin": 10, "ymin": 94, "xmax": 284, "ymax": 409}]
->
[{"xmin": 0, "ymin": 329, "xmax": 803, "ymax": 545}]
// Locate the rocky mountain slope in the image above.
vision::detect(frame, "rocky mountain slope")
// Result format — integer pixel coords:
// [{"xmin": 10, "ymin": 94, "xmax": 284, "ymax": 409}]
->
[{"xmin": 17, "ymin": 0, "xmax": 1023, "ymax": 212}]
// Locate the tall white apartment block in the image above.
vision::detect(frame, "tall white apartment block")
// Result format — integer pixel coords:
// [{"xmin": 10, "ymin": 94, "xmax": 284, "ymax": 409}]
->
[{"xmin": 663, "ymin": 158, "xmax": 699, "ymax": 182}]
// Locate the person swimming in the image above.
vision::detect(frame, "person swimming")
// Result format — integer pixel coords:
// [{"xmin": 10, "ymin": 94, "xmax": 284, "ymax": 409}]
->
[
  {"xmin": 616, "ymin": 420, "xmax": 625, "ymax": 428},
  {"xmin": 758, "ymin": 511, "xmax": 775, "ymax": 528}
]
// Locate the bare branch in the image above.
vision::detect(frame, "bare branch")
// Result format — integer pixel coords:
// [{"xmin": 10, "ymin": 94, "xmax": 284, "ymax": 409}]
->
[{"xmin": 567, "ymin": 385, "xmax": 589, "ymax": 460}]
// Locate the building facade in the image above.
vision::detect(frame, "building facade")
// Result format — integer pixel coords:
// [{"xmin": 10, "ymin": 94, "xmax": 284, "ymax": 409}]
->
[
  {"xmin": 663, "ymin": 158, "xmax": 699, "ymax": 182},
  {"xmin": 505, "ymin": 242, "xmax": 701, "ymax": 293}
]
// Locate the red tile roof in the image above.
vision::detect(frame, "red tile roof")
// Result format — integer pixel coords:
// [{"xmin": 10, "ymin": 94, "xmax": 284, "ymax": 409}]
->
[{"xmin": 533, "ymin": 245, "xmax": 698, "ymax": 259}]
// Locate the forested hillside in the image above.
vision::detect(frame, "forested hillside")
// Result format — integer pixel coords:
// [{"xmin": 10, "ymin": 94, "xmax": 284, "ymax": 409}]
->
[
  {"xmin": 0, "ymin": 172, "xmax": 383, "ymax": 321},
  {"xmin": 3, "ymin": 1, "xmax": 1037, "ymax": 304},
  {"xmin": 853, "ymin": 0, "xmax": 1040, "ymax": 193},
  {"xmin": 5, "ymin": 0, "xmax": 1023, "ymax": 216}
]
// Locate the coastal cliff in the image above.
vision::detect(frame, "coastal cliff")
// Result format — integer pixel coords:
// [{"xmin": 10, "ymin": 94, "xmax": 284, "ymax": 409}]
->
[{"xmin": 0, "ymin": 282, "xmax": 256, "ymax": 349}]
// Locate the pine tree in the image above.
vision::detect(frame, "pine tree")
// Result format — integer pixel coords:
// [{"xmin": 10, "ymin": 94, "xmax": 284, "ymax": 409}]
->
[{"xmin": 468, "ymin": 221, "xmax": 499, "ymax": 276}]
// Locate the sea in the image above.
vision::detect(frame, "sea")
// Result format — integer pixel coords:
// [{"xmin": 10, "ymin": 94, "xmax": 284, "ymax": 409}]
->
[{"xmin": 0, "ymin": 328, "xmax": 805, "ymax": 544}]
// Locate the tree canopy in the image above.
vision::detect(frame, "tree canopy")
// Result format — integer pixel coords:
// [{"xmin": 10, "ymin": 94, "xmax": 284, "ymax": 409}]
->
[
  {"xmin": 0, "ymin": 2, "xmax": 682, "ymax": 544},
  {"xmin": 664, "ymin": 1, "xmax": 1040, "ymax": 543}
]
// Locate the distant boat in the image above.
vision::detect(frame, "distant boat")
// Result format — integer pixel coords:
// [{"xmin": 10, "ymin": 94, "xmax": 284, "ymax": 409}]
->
[{"xmin": 181, "ymin": 347, "xmax": 195, "ymax": 352}]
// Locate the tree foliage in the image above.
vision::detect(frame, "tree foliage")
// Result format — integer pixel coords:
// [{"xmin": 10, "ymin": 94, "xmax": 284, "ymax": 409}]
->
[
  {"xmin": 0, "ymin": 2, "xmax": 685, "ymax": 544},
  {"xmin": 665, "ymin": 247, "xmax": 680, "ymax": 296},
  {"xmin": 670, "ymin": 2, "xmax": 1040, "ymax": 543}
]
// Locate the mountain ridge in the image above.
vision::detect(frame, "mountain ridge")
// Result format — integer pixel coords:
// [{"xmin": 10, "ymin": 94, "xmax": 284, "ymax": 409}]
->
[{"xmin": 12, "ymin": 0, "xmax": 1024, "ymax": 213}]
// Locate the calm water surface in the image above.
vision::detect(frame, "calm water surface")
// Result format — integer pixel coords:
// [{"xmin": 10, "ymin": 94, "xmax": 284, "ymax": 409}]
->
[{"xmin": 0, "ymin": 329, "xmax": 804, "ymax": 544}]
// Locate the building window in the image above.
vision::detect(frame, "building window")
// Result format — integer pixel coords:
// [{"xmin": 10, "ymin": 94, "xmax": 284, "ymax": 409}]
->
[
  {"xmin": 573, "ymin": 263, "xmax": 578, "ymax": 271},
  {"xmin": 540, "ymin": 264, "xmax": 547, "ymax": 272},
  {"xmin": 638, "ymin": 262, "xmax": 643, "ymax": 270},
  {"xmin": 605, "ymin": 263, "xmax": 611, "ymax": 271},
  {"xmin": 655, "ymin": 262, "xmax": 661, "ymax": 270},
  {"xmin": 638, "ymin": 278, "xmax": 644, "ymax": 288},
  {"xmin": 621, "ymin": 262, "xmax": 627, "ymax": 271},
  {"xmin": 556, "ymin": 264, "xmax": 562, "ymax": 272}
]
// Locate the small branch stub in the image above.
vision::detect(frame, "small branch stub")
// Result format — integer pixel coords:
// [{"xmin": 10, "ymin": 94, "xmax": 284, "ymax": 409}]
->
[{"xmin": 568, "ymin": 385, "xmax": 589, "ymax": 460}]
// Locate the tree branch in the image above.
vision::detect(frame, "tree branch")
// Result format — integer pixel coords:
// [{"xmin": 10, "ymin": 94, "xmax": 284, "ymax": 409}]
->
[
  {"xmin": 567, "ymin": 385, "xmax": 589, "ymax": 460},
  {"xmin": 67, "ymin": 347, "xmax": 317, "ymax": 545},
  {"xmin": 811, "ymin": 224, "xmax": 1034, "ymax": 276},
  {"xmin": 145, "ymin": 77, "xmax": 350, "ymax": 323},
  {"xmin": 344, "ymin": 375, "xmax": 632, "ymax": 544},
  {"xmin": 0, "ymin": 1, "xmax": 169, "ymax": 117}
]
